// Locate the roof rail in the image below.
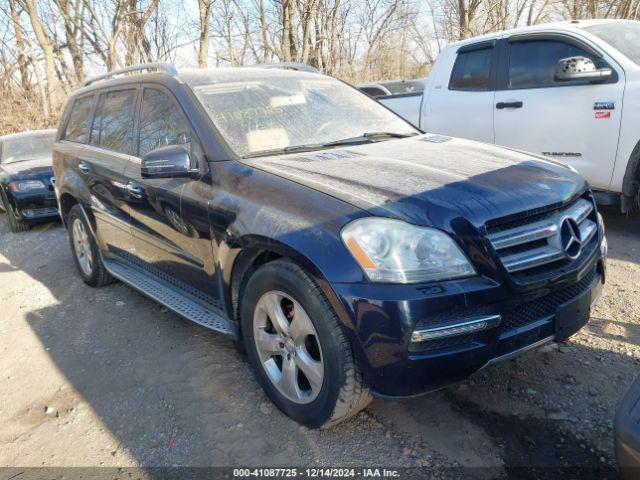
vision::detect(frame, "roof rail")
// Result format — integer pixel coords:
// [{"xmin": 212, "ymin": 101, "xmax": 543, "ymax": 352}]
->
[
  {"xmin": 82, "ymin": 62, "xmax": 179, "ymax": 87},
  {"xmin": 250, "ymin": 62, "xmax": 320, "ymax": 74}
]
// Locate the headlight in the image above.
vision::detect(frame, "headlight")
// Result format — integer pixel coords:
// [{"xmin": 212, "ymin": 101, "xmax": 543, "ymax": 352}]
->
[
  {"xmin": 341, "ymin": 218, "xmax": 476, "ymax": 283},
  {"xmin": 9, "ymin": 180, "xmax": 47, "ymax": 192}
]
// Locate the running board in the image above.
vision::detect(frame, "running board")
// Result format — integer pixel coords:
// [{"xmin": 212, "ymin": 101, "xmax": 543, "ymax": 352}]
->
[{"xmin": 104, "ymin": 259, "xmax": 237, "ymax": 339}]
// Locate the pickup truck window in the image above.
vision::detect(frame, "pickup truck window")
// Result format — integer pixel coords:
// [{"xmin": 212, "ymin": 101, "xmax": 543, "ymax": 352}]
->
[
  {"xmin": 63, "ymin": 95, "xmax": 95, "ymax": 144},
  {"xmin": 449, "ymin": 47, "xmax": 494, "ymax": 91},
  {"xmin": 90, "ymin": 89, "xmax": 137, "ymax": 155},
  {"xmin": 191, "ymin": 75, "xmax": 416, "ymax": 158},
  {"xmin": 508, "ymin": 40, "xmax": 599, "ymax": 89},
  {"xmin": 584, "ymin": 21, "xmax": 640, "ymax": 66},
  {"xmin": 138, "ymin": 88, "xmax": 191, "ymax": 157}
]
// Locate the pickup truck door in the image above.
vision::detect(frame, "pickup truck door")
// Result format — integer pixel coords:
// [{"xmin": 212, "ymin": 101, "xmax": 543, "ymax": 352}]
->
[
  {"xmin": 424, "ymin": 41, "xmax": 498, "ymax": 143},
  {"xmin": 122, "ymin": 85, "xmax": 220, "ymax": 301},
  {"xmin": 493, "ymin": 35, "xmax": 624, "ymax": 190}
]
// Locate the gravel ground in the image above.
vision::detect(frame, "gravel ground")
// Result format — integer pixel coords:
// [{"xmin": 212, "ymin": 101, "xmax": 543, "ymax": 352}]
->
[{"xmin": 0, "ymin": 206, "xmax": 638, "ymax": 478}]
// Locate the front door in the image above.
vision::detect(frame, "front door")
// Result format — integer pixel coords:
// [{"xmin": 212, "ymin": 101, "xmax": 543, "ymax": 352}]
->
[
  {"xmin": 494, "ymin": 36, "xmax": 624, "ymax": 190},
  {"xmin": 123, "ymin": 85, "xmax": 218, "ymax": 300}
]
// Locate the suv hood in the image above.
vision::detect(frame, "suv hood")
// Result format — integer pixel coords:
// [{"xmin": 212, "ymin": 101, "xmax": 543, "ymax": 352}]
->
[
  {"xmin": 1, "ymin": 157, "xmax": 53, "ymax": 179},
  {"xmin": 244, "ymin": 135, "xmax": 587, "ymax": 229}
]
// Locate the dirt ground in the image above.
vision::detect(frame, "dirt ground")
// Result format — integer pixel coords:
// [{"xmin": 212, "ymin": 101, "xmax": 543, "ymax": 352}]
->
[{"xmin": 0, "ymin": 206, "xmax": 638, "ymax": 478}]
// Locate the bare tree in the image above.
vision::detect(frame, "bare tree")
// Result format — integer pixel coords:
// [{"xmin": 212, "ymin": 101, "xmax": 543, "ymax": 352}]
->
[
  {"xmin": 20, "ymin": 0, "xmax": 63, "ymax": 107},
  {"xmin": 198, "ymin": 0, "xmax": 214, "ymax": 66},
  {"xmin": 8, "ymin": 0, "xmax": 30, "ymax": 90}
]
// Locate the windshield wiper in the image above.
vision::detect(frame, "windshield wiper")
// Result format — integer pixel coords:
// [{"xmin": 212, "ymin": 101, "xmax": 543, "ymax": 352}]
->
[
  {"xmin": 242, "ymin": 143, "xmax": 327, "ymax": 159},
  {"xmin": 241, "ymin": 132, "xmax": 418, "ymax": 159},
  {"xmin": 322, "ymin": 131, "xmax": 418, "ymax": 147}
]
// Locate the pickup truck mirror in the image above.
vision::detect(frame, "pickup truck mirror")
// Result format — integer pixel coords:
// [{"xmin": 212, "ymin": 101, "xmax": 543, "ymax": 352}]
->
[
  {"xmin": 555, "ymin": 56, "xmax": 612, "ymax": 83},
  {"xmin": 141, "ymin": 144, "xmax": 199, "ymax": 179}
]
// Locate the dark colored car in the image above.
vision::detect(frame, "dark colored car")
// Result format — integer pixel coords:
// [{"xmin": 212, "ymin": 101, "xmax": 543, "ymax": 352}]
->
[
  {"xmin": 615, "ymin": 375, "xmax": 640, "ymax": 479},
  {"xmin": 0, "ymin": 130, "xmax": 58, "ymax": 232},
  {"xmin": 53, "ymin": 63, "xmax": 607, "ymax": 428}
]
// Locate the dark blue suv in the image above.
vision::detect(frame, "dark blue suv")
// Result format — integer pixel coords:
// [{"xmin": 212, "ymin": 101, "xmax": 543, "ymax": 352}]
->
[{"xmin": 52, "ymin": 63, "xmax": 607, "ymax": 427}]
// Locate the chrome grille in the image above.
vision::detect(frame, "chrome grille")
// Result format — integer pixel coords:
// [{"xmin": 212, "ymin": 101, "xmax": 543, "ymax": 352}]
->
[{"xmin": 487, "ymin": 198, "xmax": 597, "ymax": 275}]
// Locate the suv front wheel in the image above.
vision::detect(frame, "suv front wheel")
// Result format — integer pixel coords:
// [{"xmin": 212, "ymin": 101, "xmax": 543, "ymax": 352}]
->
[{"xmin": 241, "ymin": 259, "xmax": 371, "ymax": 428}]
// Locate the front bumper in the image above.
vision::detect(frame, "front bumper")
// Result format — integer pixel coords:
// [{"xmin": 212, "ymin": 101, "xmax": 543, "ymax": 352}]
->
[
  {"xmin": 12, "ymin": 191, "xmax": 59, "ymax": 223},
  {"xmin": 333, "ymin": 248, "xmax": 605, "ymax": 397}
]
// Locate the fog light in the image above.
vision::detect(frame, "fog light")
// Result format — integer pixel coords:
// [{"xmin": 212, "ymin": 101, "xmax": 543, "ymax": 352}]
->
[{"xmin": 411, "ymin": 315, "xmax": 501, "ymax": 343}]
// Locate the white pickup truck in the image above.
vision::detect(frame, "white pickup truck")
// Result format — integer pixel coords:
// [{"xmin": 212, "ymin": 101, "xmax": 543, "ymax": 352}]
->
[{"xmin": 378, "ymin": 19, "xmax": 640, "ymax": 211}]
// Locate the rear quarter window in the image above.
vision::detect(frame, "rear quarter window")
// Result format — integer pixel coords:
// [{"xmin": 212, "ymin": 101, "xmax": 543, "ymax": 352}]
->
[
  {"xmin": 449, "ymin": 47, "xmax": 494, "ymax": 91},
  {"xmin": 63, "ymin": 95, "xmax": 95, "ymax": 143}
]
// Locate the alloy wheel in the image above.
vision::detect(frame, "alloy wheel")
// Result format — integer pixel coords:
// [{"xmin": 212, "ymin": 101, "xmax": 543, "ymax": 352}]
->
[
  {"xmin": 253, "ymin": 290, "xmax": 324, "ymax": 404},
  {"xmin": 72, "ymin": 218, "xmax": 94, "ymax": 276}
]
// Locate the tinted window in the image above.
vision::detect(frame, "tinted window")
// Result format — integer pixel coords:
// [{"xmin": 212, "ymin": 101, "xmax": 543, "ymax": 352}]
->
[
  {"xmin": 90, "ymin": 89, "xmax": 137, "ymax": 154},
  {"xmin": 449, "ymin": 48, "xmax": 494, "ymax": 91},
  {"xmin": 509, "ymin": 41, "xmax": 601, "ymax": 89},
  {"xmin": 64, "ymin": 95, "xmax": 95, "ymax": 143},
  {"xmin": 138, "ymin": 88, "xmax": 191, "ymax": 157}
]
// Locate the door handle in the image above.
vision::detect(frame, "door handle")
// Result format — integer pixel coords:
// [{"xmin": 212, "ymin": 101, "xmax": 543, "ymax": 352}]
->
[
  {"xmin": 496, "ymin": 101, "xmax": 523, "ymax": 109},
  {"xmin": 126, "ymin": 182, "xmax": 144, "ymax": 199},
  {"xmin": 78, "ymin": 161, "xmax": 91, "ymax": 174}
]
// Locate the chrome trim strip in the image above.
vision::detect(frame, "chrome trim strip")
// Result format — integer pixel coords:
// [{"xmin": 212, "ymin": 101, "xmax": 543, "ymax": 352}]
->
[
  {"xmin": 579, "ymin": 220, "xmax": 597, "ymax": 244},
  {"xmin": 571, "ymin": 199, "xmax": 594, "ymax": 224},
  {"xmin": 482, "ymin": 335, "xmax": 555, "ymax": 369},
  {"xmin": 411, "ymin": 315, "xmax": 502, "ymax": 342},
  {"xmin": 80, "ymin": 143, "xmax": 139, "ymax": 164},
  {"xmin": 502, "ymin": 245, "xmax": 565, "ymax": 272},
  {"xmin": 490, "ymin": 222, "xmax": 557, "ymax": 250}
]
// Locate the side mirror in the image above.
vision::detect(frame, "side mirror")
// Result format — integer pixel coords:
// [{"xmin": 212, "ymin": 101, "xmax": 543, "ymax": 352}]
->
[
  {"xmin": 555, "ymin": 56, "xmax": 612, "ymax": 83},
  {"xmin": 141, "ymin": 145, "xmax": 199, "ymax": 179}
]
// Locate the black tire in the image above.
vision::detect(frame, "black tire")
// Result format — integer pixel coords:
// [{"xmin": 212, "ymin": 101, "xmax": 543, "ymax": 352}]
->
[
  {"xmin": 1, "ymin": 191, "xmax": 29, "ymax": 233},
  {"xmin": 67, "ymin": 204, "xmax": 116, "ymax": 288},
  {"xmin": 241, "ymin": 259, "xmax": 371, "ymax": 428}
]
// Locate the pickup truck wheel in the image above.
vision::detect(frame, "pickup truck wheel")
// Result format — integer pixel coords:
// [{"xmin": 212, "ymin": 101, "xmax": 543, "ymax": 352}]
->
[
  {"xmin": 241, "ymin": 259, "xmax": 371, "ymax": 428},
  {"xmin": 1, "ymin": 192, "xmax": 29, "ymax": 233},
  {"xmin": 67, "ymin": 204, "xmax": 115, "ymax": 287}
]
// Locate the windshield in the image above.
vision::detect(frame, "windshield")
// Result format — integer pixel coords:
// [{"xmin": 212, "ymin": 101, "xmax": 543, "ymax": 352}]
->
[
  {"xmin": 1, "ymin": 133, "xmax": 55, "ymax": 165},
  {"xmin": 189, "ymin": 72, "xmax": 418, "ymax": 157},
  {"xmin": 584, "ymin": 21, "xmax": 640, "ymax": 66}
]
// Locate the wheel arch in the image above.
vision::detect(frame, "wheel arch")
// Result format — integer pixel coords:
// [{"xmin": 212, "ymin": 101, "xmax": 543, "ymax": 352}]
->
[
  {"xmin": 225, "ymin": 235, "xmax": 349, "ymax": 342},
  {"xmin": 622, "ymin": 139, "xmax": 640, "ymax": 213},
  {"xmin": 58, "ymin": 191, "xmax": 79, "ymax": 226},
  {"xmin": 57, "ymin": 191, "xmax": 99, "ymax": 237}
]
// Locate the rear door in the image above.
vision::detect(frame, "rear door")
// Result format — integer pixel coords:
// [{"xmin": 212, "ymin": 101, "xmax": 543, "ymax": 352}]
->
[
  {"xmin": 82, "ymin": 87, "xmax": 139, "ymax": 256},
  {"xmin": 425, "ymin": 41, "xmax": 498, "ymax": 143},
  {"xmin": 122, "ymin": 85, "xmax": 218, "ymax": 300},
  {"xmin": 493, "ymin": 34, "xmax": 624, "ymax": 190}
]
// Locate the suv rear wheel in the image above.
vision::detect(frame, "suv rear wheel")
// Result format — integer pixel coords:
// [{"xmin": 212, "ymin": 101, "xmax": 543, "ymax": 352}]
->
[
  {"xmin": 241, "ymin": 259, "xmax": 371, "ymax": 428},
  {"xmin": 67, "ymin": 204, "xmax": 115, "ymax": 287}
]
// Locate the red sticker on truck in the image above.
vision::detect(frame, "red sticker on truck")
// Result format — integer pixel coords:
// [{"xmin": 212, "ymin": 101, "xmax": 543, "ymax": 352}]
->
[{"xmin": 595, "ymin": 111, "xmax": 611, "ymax": 119}]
